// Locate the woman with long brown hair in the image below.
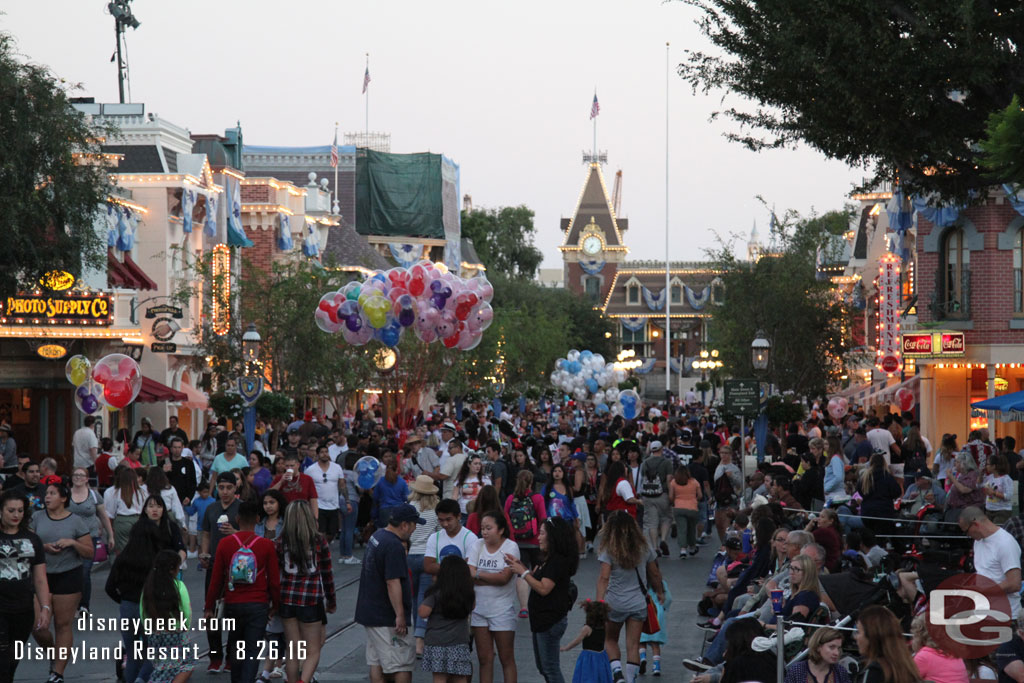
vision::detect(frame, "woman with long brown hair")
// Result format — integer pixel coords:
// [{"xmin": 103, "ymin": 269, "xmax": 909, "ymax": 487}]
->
[
  {"xmin": 857, "ymin": 454, "xmax": 901, "ymax": 537},
  {"xmin": 466, "ymin": 484, "xmax": 506, "ymax": 536},
  {"xmin": 104, "ymin": 465, "xmax": 147, "ymax": 552},
  {"xmin": 595, "ymin": 511, "xmax": 664, "ymax": 683},
  {"xmin": 854, "ymin": 605, "xmax": 920, "ymax": 683}
]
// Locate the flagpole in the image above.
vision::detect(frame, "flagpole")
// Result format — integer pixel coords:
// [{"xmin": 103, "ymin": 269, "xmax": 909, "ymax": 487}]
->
[
  {"xmin": 664, "ymin": 42, "xmax": 671, "ymax": 403},
  {"xmin": 593, "ymin": 87, "xmax": 597, "ymax": 163},
  {"xmin": 333, "ymin": 122, "xmax": 339, "ymax": 214},
  {"xmin": 365, "ymin": 53, "xmax": 369, "ymax": 137}
]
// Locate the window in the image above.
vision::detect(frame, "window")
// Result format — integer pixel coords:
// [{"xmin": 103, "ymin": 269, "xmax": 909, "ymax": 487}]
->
[
  {"xmin": 584, "ymin": 276, "xmax": 600, "ymax": 302},
  {"xmin": 1016, "ymin": 229, "xmax": 1023, "ymax": 314},
  {"xmin": 943, "ymin": 228, "xmax": 970, "ymax": 318},
  {"xmin": 622, "ymin": 324, "xmax": 647, "ymax": 355},
  {"xmin": 627, "ymin": 283, "xmax": 640, "ymax": 305},
  {"xmin": 671, "ymin": 284, "xmax": 682, "ymax": 304},
  {"xmin": 711, "ymin": 279, "xmax": 725, "ymax": 305}
]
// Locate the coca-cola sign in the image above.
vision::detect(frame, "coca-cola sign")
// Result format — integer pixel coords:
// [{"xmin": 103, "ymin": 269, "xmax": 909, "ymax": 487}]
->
[
  {"xmin": 900, "ymin": 331, "xmax": 966, "ymax": 358},
  {"xmin": 902, "ymin": 333, "xmax": 932, "ymax": 355}
]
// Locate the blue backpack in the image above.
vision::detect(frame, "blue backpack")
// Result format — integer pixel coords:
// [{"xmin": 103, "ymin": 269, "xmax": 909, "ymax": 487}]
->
[{"xmin": 228, "ymin": 534, "xmax": 260, "ymax": 591}]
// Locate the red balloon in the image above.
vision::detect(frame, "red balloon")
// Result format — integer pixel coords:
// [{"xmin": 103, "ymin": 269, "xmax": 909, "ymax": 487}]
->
[
  {"xmin": 104, "ymin": 378, "xmax": 134, "ymax": 409},
  {"xmin": 896, "ymin": 387, "xmax": 915, "ymax": 412},
  {"xmin": 408, "ymin": 265, "xmax": 426, "ymax": 297},
  {"xmin": 92, "ymin": 364, "xmax": 112, "ymax": 384},
  {"xmin": 118, "ymin": 357, "xmax": 138, "ymax": 378},
  {"xmin": 442, "ymin": 322, "xmax": 464, "ymax": 349}
]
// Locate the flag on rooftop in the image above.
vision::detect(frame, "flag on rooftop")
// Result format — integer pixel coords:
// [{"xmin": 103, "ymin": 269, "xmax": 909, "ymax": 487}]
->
[
  {"xmin": 590, "ymin": 93, "xmax": 600, "ymax": 120},
  {"xmin": 330, "ymin": 130, "xmax": 338, "ymax": 168},
  {"xmin": 362, "ymin": 67, "xmax": 371, "ymax": 94}
]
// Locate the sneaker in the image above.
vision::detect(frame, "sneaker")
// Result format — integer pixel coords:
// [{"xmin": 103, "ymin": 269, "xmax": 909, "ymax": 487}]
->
[
  {"xmin": 269, "ymin": 666, "xmax": 285, "ymax": 679},
  {"xmin": 697, "ymin": 621, "xmax": 719, "ymax": 632},
  {"xmin": 659, "ymin": 541, "xmax": 670, "ymax": 557},
  {"xmin": 653, "ymin": 661, "xmax": 661, "ymax": 676},
  {"xmin": 689, "ymin": 546, "xmax": 699, "ymax": 556},
  {"xmin": 343, "ymin": 556, "xmax": 361, "ymax": 565},
  {"xmin": 77, "ymin": 605, "xmax": 89, "ymax": 617},
  {"xmin": 679, "ymin": 549, "xmax": 688, "ymax": 559},
  {"xmin": 207, "ymin": 659, "xmax": 222, "ymax": 674},
  {"xmin": 613, "ymin": 671, "xmax": 626, "ymax": 683},
  {"xmin": 46, "ymin": 673, "xmax": 64, "ymax": 683},
  {"xmin": 683, "ymin": 657, "xmax": 712, "ymax": 672},
  {"xmin": 696, "ymin": 537, "xmax": 710, "ymax": 546},
  {"xmin": 640, "ymin": 656, "xmax": 647, "ymax": 675},
  {"xmin": 187, "ymin": 550, "xmax": 198, "ymax": 559},
  {"xmin": 221, "ymin": 660, "xmax": 232, "ymax": 673},
  {"xmin": 518, "ymin": 609, "xmax": 529, "ymax": 619}
]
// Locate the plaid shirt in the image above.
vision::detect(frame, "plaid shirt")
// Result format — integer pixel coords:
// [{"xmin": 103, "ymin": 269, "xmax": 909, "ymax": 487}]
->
[{"xmin": 276, "ymin": 534, "xmax": 336, "ymax": 610}]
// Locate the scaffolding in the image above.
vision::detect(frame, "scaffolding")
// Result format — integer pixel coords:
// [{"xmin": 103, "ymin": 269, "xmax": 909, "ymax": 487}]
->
[{"xmin": 345, "ymin": 132, "xmax": 391, "ymax": 153}]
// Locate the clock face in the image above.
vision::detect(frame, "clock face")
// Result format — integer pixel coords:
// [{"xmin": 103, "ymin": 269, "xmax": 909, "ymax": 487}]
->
[{"xmin": 582, "ymin": 235, "xmax": 602, "ymax": 255}]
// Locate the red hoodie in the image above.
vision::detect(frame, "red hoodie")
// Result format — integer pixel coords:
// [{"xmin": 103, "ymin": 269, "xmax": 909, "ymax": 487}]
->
[{"xmin": 205, "ymin": 530, "xmax": 281, "ymax": 612}]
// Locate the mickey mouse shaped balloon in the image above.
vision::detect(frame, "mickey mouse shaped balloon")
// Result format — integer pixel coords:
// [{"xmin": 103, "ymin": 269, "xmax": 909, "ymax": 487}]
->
[
  {"xmin": 91, "ymin": 353, "xmax": 142, "ymax": 410},
  {"xmin": 355, "ymin": 455, "xmax": 383, "ymax": 490}
]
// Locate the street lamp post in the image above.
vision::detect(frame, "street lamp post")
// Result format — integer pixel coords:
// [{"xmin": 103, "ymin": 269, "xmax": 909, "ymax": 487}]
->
[
  {"xmin": 239, "ymin": 323, "xmax": 263, "ymax": 455},
  {"xmin": 751, "ymin": 330, "xmax": 771, "ymax": 373},
  {"xmin": 694, "ymin": 349, "xmax": 722, "ymax": 404}
]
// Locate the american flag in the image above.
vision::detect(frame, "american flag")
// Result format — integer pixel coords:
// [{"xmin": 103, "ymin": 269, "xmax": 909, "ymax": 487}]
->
[
  {"xmin": 362, "ymin": 67, "xmax": 371, "ymax": 94},
  {"xmin": 590, "ymin": 93, "xmax": 600, "ymax": 119},
  {"xmin": 330, "ymin": 130, "xmax": 338, "ymax": 168}
]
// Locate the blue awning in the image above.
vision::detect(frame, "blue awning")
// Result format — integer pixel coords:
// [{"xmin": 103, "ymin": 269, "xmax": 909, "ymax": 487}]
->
[{"xmin": 972, "ymin": 391, "xmax": 1024, "ymax": 423}]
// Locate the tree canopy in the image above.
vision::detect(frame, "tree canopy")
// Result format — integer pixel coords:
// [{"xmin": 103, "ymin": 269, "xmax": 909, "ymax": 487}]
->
[
  {"xmin": 708, "ymin": 208, "xmax": 850, "ymax": 398},
  {"xmin": 460, "ymin": 205, "xmax": 544, "ymax": 279},
  {"xmin": 0, "ymin": 32, "xmax": 111, "ymax": 297},
  {"xmin": 678, "ymin": 1, "xmax": 1024, "ymax": 200}
]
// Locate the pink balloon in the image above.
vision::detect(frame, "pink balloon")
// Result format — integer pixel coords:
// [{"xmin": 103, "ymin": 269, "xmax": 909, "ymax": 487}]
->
[
  {"xmin": 466, "ymin": 303, "xmax": 493, "ymax": 333},
  {"xmin": 342, "ymin": 324, "xmax": 373, "ymax": 346},
  {"xmin": 457, "ymin": 329, "xmax": 482, "ymax": 351},
  {"xmin": 435, "ymin": 310, "xmax": 457, "ymax": 340}
]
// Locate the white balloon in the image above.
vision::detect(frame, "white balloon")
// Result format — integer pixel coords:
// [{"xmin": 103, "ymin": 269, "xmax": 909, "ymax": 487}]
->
[{"xmin": 594, "ymin": 390, "xmax": 606, "ymax": 404}]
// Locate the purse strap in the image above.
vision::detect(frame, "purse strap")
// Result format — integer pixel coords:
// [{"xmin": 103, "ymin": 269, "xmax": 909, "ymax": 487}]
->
[{"xmin": 634, "ymin": 566, "xmax": 648, "ymax": 595}]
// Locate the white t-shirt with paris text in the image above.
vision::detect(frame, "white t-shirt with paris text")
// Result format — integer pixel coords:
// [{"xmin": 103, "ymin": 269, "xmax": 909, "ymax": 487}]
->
[{"xmin": 467, "ymin": 537, "xmax": 520, "ymax": 618}]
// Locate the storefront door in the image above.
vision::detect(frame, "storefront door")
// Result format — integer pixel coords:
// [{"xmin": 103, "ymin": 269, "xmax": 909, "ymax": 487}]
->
[{"xmin": 30, "ymin": 388, "xmax": 74, "ymax": 472}]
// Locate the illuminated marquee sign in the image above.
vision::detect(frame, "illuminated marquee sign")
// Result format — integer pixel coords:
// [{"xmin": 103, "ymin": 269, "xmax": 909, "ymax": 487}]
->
[
  {"xmin": 211, "ymin": 244, "xmax": 231, "ymax": 336},
  {"xmin": 901, "ymin": 331, "xmax": 966, "ymax": 359},
  {"xmin": 875, "ymin": 252, "xmax": 902, "ymax": 374},
  {"xmin": 0, "ymin": 292, "xmax": 113, "ymax": 326}
]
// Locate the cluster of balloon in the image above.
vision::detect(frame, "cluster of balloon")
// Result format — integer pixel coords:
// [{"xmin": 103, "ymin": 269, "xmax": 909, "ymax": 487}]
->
[
  {"xmin": 550, "ymin": 350, "xmax": 628, "ymax": 414},
  {"xmin": 65, "ymin": 353, "xmax": 142, "ymax": 414},
  {"xmin": 315, "ymin": 262, "xmax": 494, "ymax": 350},
  {"xmin": 894, "ymin": 387, "xmax": 916, "ymax": 412},
  {"xmin": 826, "ymin": 396, "xmax": 849, "ymax": 420},
  {"xmin": 355, "ymin": 456, "xmax": 383, "ymax": 490}
]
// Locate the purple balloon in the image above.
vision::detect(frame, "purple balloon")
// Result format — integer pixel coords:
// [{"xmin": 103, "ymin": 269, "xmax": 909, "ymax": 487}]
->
[
  {"xmin": 76, "ymin": 385, "xmax": 90, "ymax": 399},
  {"xmin": 81, "ymin": 395, "xmax": 99, "ymax": 414}
]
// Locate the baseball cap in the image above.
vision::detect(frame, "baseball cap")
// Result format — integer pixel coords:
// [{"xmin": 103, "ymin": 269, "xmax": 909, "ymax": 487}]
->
[
  {"xmin": 389, "ymin": 503, "xmax": 426, "ymax": 525},
  {"xmin": 216, "ymin": 472, "xmax": 237, "ymax": 485},
  {"xmin": 724, "ymin": 538, "xmax": 742, "ymax": 550},
  {"xmin": 287, "ymin": 425, "xmax": 300, "ymax": 434},
  {"xmin": 650, "ymin": 441, "xmax": 663, "ymax": 452}
]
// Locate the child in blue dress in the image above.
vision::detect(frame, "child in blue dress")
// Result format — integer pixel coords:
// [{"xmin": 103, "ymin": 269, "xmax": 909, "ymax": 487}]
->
[
  {"xmin": 639, "ymin": 578, "xmax": 672, "ymax": 676},
  {"xmin": 561, "ymin": 599, "xmax": 613, "ymax": 683}
]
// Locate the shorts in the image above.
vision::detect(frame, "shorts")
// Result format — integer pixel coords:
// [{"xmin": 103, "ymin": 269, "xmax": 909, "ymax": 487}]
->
[
  {"xmin": 608, "ymin": 605, "xmax": 648, "ymax": 624},
  {"xmin": 642, "ymin": 496, "xmax": 671, "ymax": 531},
  {"xmin": 279, "ymin": 601, "xmax": 326, "ymax": 624},
  {"xmin": 187, "ymin": 512, "xmax": 198, "ymax": 535},
  {"xmin": 422, "ymin": 643, "xmax": 473, "ymax": 676},
  {"xmin": 470, "ymin": 606, "xmax": 517, "ymax": 631},
  {"xmin": 318, "ymin": 508, "xmax": 340, "ymax": 541},
  {"xmin": 365, "ymin": 625, "xmax": 416, "ymax": 674},
  {"xmin": 47, "ymin": 567, "xmax": 84, "ymax": 595}
]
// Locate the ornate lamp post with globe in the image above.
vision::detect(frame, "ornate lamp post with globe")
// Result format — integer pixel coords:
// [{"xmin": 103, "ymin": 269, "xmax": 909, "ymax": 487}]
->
[{"xmin": 239, "ymin": 323, "xmax": 263, "ymax": 455}]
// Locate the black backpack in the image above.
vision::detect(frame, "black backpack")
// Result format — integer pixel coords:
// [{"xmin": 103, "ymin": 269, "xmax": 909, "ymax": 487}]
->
[{"xmin": 714, "ymin": 471, "xmax": 736, "ymax": 506}]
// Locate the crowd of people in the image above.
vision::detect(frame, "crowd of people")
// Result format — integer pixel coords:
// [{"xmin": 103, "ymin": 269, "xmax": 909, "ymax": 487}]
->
[{"xmin": 3, "ymin": 401, "xmax": 1024, "ymax": 683}]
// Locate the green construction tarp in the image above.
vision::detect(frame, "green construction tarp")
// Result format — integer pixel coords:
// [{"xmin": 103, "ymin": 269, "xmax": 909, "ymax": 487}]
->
[{"xmin": 356, "ymin": 149, "xmax": 444, "ymax": 238}]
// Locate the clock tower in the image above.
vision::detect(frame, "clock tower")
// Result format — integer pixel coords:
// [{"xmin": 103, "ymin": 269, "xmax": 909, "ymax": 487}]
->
[{"xmin": 559, "ymin": 162, "xmax": 628, "ymax": 303}]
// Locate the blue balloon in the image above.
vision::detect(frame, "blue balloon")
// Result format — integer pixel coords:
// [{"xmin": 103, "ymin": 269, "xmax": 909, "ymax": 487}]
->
[
  {"xmin": 374, "ymin": 321, "xmax": 402, "ymax": 348},
  {"xmin": 580, "ymin": 350, "xmax": 593, "ymax": 361},
  {"xmin": 596, "ymin": 402, "xmax": 610, "ymax": 415},
  {"xmin": 568, "ymin": 361, "xmax": 582, "ymax": 375},
  {"xmin": 358, "ymin": 472, "xmax": 376, "ymax": 489},
  {"xmin": 555, "ymin": 359, "xmax": 565, "ymax": 370},
  {"xmin": 585, "ymin": 378, "xmax": 599, "ymax": 394}
]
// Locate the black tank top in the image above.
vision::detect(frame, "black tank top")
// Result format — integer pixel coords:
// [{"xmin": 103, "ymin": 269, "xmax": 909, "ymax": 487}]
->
[{"xmin": 582, "ymin": 624, "xmax": 605, "ymax": 652}]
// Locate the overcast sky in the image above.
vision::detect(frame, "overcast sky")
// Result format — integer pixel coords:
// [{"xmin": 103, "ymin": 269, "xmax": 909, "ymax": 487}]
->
[{"xmin": 4, "ymin": 0, "xmax": 862, "ymax": 268}]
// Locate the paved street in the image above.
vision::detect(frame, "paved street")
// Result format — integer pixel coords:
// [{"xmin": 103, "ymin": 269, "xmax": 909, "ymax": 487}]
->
[{"xmin": 15, "ymin": 541, "xmax": 711, "ymax": 682}]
